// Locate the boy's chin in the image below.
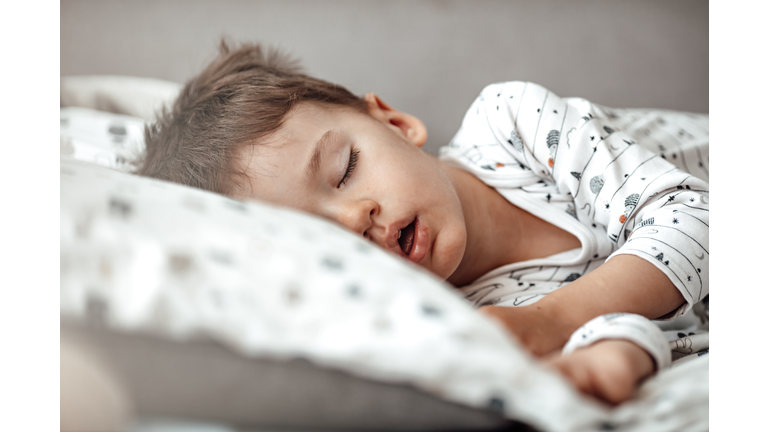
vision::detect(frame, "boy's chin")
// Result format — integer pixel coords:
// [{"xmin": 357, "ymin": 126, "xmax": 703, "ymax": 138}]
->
[{"xmin": 426, "ymin": 242, "xmax": 466, "ymax": 283}]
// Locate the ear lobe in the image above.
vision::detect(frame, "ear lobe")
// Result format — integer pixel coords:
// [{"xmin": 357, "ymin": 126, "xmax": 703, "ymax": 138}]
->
[{"xmin": 364, "ymin": 93, "xmax": 427, "ymax": 147}]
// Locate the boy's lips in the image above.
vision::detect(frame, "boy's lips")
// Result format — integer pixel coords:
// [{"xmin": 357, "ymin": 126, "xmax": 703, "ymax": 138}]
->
[
  {"xmin": 398, "ymin": 218, "xmax": 415, "ymax": 253},
  {"xmin": 406, "ymin": 218, "xmax": 429, "ymax": 264},
  {"xmin": 387, "ymin": 216, "xmax": 428, "ymax": 265}
]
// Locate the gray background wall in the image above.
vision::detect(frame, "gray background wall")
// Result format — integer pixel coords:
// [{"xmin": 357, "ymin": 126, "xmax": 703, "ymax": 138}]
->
[{"xmin": 61, "ymin": 0, "xmax": 708, "ymax": 155}]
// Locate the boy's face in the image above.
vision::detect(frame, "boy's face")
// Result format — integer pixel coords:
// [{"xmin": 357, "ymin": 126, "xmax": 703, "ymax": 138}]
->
[{"xmin": 235, "ymin": 97, "xmax": 467, "ymax": 280}]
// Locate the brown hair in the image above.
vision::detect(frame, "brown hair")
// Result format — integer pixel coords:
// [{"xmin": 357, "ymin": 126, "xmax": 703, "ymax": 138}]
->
[{"xmin": 136, "ymin": 39, "xmax": 367, "ymax": 195}]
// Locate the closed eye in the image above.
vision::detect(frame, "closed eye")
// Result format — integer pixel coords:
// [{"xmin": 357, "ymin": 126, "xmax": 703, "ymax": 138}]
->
[{"xmin": 338, "ymin": 147, "xmax": 360, "ymax": 188}]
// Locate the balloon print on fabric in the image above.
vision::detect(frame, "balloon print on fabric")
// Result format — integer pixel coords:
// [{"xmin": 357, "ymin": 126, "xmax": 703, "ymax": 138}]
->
[
  {"xmin": 546, "ymin": 130, "xmax": 560, "ymax": 168},
  {"xmin": 508, "ymin": 130, "xmax": 524, "ymax": 152},
  {"xmin": 620, "ymin": 193, "xmax": 640, "ymax": 223},
  {"xmin": 589, "ymin": 175, "xmax": 605, "ymax": 195}
]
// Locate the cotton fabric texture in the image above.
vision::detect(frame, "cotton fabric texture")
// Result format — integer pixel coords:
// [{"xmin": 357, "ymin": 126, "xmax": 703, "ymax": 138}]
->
[{"xmin": 439, "ymin": 81, "xmax": 709, "ymax": 368}]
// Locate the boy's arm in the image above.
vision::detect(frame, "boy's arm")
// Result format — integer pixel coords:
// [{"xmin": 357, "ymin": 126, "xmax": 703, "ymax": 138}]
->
[
  {"xmin": 464, "ymin": 81, "xmax": 709, "ymax": 315},
  {"xmin": 463, "ymin": 82, "xmax": 708, "ymax": 359},
  {"xmin": 482, "ymin": 254, "xmax": 682, "ymax": 356}
]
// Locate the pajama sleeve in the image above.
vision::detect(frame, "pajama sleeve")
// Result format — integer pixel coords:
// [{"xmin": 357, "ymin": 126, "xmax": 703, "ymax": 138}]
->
[
  {"xmin": 468, "ymin": 81, "xmax": 709, "ymax": 318},
  {"xmin": 562, "ymin": 313, "xmax": 671, "ymax": 371}
]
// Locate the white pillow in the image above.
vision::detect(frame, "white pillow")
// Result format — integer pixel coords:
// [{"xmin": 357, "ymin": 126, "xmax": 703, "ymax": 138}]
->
[
  {"xmin": 59, "ymin": 102, "xmax": 707, "ymax": 432},
  {"xmin": 60, "ymin": 75, "xmax": 181, "ymax": 122},
  {"xmin": 60, "ymin": 107, "xmax": 145, "ymax": 172},
  {"xmin": 60, "ymin": 156, "xmax": 604, "ymax": 432}
]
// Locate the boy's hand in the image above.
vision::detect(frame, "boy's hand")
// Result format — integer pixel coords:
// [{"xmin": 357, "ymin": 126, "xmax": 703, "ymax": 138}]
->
[
  {"xmin": 480, "ymin": 304, "xmax": 576, "ymax": 357},
  {"xmin": 545, "ymin": 339, "xmax": 655, "ymax": 405}
]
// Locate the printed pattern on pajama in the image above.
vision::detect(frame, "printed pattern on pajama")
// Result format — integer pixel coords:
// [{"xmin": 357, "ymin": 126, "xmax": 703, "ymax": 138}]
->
[{"xmin": 439, "ymin": 81, "xmax": 709, "ymax": 366}]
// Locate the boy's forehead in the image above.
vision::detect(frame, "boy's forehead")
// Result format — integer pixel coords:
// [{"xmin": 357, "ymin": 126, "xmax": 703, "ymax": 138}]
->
[
  {"xmin": 247, "ymin": 101, "xmax": 372, "ymax": 162},
  {"xmin": 232, "ymin": 101, "xmax": 378, "ymax": 201},
  {"xmin": 260, "ymin": 102, "xmax": 347, "ymax": 148},
  {"xmin": 239, "ymin": 104, "xmax": 327, "ymax": 160},
  {"xmin": 232, "ymin": 140, "xmax": 307, "ymax": 204},
  {"xmin": 231, "ymin": 107, "xmax": 333, "ymax": 197}
]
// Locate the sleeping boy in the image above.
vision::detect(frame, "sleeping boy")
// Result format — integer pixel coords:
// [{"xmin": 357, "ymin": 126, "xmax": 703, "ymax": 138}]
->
[{"xmin": 137, "ymin": 41, "xmax": 709, "ymax": 405}]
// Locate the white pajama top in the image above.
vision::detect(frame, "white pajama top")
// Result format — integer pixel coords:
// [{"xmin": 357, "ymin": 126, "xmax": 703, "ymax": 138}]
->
[{"xmin": 439, "ymin": 81, "xmax": 709, "ymax": 369}]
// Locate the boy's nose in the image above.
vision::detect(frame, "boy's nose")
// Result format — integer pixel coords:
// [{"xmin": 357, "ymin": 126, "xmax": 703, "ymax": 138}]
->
[{"xmin": 334, "ymin": 199, "xmax": 379, "ymax": 239}]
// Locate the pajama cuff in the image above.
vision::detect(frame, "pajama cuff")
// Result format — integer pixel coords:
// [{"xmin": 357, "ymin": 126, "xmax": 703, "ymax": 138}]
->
[{"xmin": 562, "ymin": 313, "xmax": 671, "ymax": 371}]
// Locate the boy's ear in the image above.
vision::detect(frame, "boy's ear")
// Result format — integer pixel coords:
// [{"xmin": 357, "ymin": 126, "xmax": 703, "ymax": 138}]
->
[{"xmin": 364, "ymin": 93, "xmax": 427, "ymax": 147}]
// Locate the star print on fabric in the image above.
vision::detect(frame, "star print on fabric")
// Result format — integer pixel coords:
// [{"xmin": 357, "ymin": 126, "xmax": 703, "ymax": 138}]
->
[
  {"xmin": 673, "ymin": 218, "xmax": 679, "ymax": 224},
  {"xmin": 537, "ymin": 108, "xmax": 541, "ymax": 113},
  {"xmin": 554, "ymin": 110, "xmax": 558, "ymax": 113},
  {"xmin": 546, "ymin": 193, "xmax": 552, "ymax": 202},
  {"xmin": 690, "ymin": 198, "xmax": 695, "ymax": 202},
  {"xmin": 590, "ymin": 136, "xmax": 595, "ymax": 141},
  {"xmin": 668, "ymin": 195, "xmax": 676, "ymax": 202},
  {"xmin": 605, "ymin": 203, "xmax": 610, "ymax": 209}
]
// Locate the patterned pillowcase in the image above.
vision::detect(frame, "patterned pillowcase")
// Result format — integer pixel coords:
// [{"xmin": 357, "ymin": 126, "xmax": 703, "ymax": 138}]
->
[
  {"xmin": 60, "ymin": 107, "xmax": 145, "ymax": 172},
  {"xmin": 60, "ymin": 152, "xmax": 597, "ymax": 431},
  {"xmin": 60, "ymin": 75, "xmax": 181, "ymax": 122}
]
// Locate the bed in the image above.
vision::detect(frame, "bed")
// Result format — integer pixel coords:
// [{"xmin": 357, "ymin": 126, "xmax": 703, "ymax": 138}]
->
[{"xmin": 59, "ymin": 75, "xmax": 709, "ymax": 432}]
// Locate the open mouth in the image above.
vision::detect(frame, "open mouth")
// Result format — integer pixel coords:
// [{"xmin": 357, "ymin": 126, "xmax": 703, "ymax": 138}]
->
[{"xmin": 397, "ymin": 219, "xmax": 417, "ymax": 256}]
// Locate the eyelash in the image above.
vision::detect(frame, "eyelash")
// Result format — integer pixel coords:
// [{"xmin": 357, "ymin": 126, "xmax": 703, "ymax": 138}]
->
[{"xmin": 338, "ymin": 147, "xmax": 360, "ymax": 188}]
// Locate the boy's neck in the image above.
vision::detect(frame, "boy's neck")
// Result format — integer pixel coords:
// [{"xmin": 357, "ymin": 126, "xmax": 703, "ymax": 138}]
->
[
  {"xmin": 442, "ymin": 162, "xmax": 525, "ymax": 286},
  {"xmin": 442, "ymin": 162, "xmax": 581, "ymax": 287}
]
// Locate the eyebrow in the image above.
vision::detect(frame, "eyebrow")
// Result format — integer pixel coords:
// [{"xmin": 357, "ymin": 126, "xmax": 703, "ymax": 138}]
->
[{"xmin": 306, "ymin": 129, "xmax": 338, "ymax": 182}]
